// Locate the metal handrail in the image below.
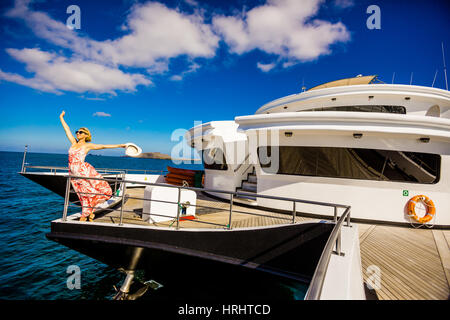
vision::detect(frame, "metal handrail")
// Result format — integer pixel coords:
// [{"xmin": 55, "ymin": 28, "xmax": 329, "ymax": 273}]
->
[
  {"xmin": 66, "ymin": 188, "xmax": 298, "ymax": 229},
  {"xmin": 19, "ymin": 148, "xmax": 167, "ymax": 176},
  {"xmin": 64, "ymin": 174, "xmax": 349, "ymax": 210},
  {"xmin": 64, "ymin": 179, "xmax": 235, "ymax": 229},
  {"xmin": 304, "ymin": 207, "xmax": 352, "ymax": 300},
  {"xmin": 97, "ymin": 168, "xmax": 168, "ymax": 175},
  {"xmin": 21, "ymin": 164, "xmax": 168, "ymax": 175},
  {"xmin": 23, "ymin": 165, "xmax": 69, "ymax": 171},
  {"xmin": 62, "ymin": 173, "xmax": 350, "ymax": 231},
  {"xmin": 22, "ymin": 165, "xmax": 126, "ymax": 175}
]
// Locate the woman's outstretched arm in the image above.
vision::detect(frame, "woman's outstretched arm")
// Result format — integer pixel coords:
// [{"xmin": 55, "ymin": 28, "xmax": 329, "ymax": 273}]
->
[
  {"xmin": 86, "ymin": 143, "xmax": 126, "ymax": 151},
  {"xmin": 60, "ymin": 111, "xmax": 76, "ymax": 145}
]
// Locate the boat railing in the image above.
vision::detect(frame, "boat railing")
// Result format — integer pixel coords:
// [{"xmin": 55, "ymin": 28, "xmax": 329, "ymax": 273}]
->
[
  {"xmin": 61, "ymin": 174, "xmax": 350, "ymax": 227},
  {"xmin": 19, "ymin": 148, "xmax": 168, "ymax": 176},
  {"xmin": 304, "ymin": 206, "xmax": 352, "ymax": 300},
  {"xmin": 21, "ymin": 164, "xmax": 168, "ymax": 176}
]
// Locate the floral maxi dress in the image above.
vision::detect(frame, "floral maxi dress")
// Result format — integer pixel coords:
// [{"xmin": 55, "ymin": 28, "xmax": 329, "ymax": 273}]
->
[{"xmin": 68, "ymin": 146, "xmax": 112, "ymax": 218}]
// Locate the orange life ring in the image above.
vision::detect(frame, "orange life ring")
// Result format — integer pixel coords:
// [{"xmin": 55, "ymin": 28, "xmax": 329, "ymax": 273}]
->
[{"xmin": 407, "ymin": 195, "xmax": 436, "ymax": 224}]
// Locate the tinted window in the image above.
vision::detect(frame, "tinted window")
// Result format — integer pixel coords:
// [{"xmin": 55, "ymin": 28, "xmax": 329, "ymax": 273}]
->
[
  {"xmin": 299, "ymin": 105, "xmax": 406, "ymax": 114},
  {"xmin": 258, "ymin": 146, "xmax": 440, "ymax": 184}
]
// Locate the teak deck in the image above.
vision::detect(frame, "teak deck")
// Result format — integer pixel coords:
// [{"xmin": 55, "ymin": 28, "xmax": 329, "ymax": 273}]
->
[
  {"xmin": 94, "ymin": 187, "xmax": 450, "ymax": 300},
  {"xmin": 358, "ymin": 223, "xmax": 450, "ymax": 300}
]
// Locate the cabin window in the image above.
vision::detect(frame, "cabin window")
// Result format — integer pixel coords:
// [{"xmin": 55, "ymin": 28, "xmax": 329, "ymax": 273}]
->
[
  {"xmin": 299, "ymin": 105, "xmax": 406, "ymax": 114},
  {"xmin": 258, "ymin": 146, "xmax": 440, "ymax": 184},
  {"xmin": 202, "ymin": 148, "xmax": 228, "ymax": 170}
]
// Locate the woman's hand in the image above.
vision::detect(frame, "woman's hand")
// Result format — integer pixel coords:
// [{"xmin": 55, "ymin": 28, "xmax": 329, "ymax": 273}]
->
[{"xmin": 60, "ymin": 110, "xmax": 65, "ymax": 118}]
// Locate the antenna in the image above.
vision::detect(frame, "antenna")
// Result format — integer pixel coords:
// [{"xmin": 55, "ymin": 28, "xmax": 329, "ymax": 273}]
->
[
  {"xmin": 442, "ymin": 42, "xmax": 448, "ymax": 90},
  {"xmin": 409, "ymin": 72, "xmax": 413, "ymax": 85},
  {"xmin": 391, "ymin": 72, "xmax": 395, "ymax": 84},
  {"xmin": 301, "ymin": 77, "xmax": 306, "ymax": 92},
  {"xmin": 432, "ymin": 70, "xmax": 438, "ymax": 87}
]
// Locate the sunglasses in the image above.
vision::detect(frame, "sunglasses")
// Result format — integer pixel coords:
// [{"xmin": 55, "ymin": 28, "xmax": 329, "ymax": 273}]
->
[{"xmin": 75, "ymin": 131, "xmax": 87, "ymax": 135}]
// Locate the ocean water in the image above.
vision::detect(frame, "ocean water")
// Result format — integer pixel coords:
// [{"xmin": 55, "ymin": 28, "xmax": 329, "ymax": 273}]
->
[
  {"xmin": 0, "ymin": 151, "xmax": 202, "ymax": 300},
  {"xmin": 0, "ymin": 151, "xmax": 308, "ymax": 300}
]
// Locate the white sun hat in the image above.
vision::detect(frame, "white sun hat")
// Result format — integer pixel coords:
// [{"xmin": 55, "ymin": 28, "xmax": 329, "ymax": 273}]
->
[{"xmin": 125, "ymin": 143, "xmax": 142, "ymax": 157}]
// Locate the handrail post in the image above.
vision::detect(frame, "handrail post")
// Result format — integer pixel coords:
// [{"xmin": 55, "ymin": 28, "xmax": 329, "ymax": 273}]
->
[
  {"xmin": 62, "ymin": 175, "xmax": 71, "ymax": 221},
  {"xmin": 119, "ymin": 177, "xmax": 127, "ymax": 226},
  {"xmin": 292, "ymin": 201, "xmax": 296, "ymax": 223},
  {"xmin": 335, "ymin": 230, "xmax": 342, "ymax": 256},
  {"xmin": 346, "ymin": 208, "xmax": 351, "ymax": 227},
  {"xmin": 228, "ymin": 193, "xmax": 233, "ymax": 230},
  {"xmin": 176, "ymin": 187, "xmax": 181, "ymax": 230},
  {"xmin": 334, "ymin": 207, "xmax": 337, "ymax": 223},
  {"xmin": 21, "ymin": 145, "xmax": 28, "ymax": 173}
]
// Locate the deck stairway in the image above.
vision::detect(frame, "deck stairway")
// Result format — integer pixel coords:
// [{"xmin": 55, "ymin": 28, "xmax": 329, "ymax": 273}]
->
[{"xmin": 235, "ymin": 168, "xmax": 258, "ymax": 205}]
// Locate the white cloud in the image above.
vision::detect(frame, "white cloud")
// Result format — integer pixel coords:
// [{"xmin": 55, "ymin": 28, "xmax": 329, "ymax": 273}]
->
[
  {"xmin": 1, "ymin": 0, "xmax": 352, "ymax": 93},
  {"xmin": 98, "ymin": 2, "xmax": 220, "ymax": 67},
  {"xmin": 256, "ymin": 62, "xmax": 276, "ymax": 72},
  {"xmin": 0, "ymin": 68, "xmax": 61, "ymax": 94},
  {"xmin": 82, "ymin": 96, "xmax": 106, "ymax": 101},
  {"xmin": 146, "ymin": 60, "xmax": 170, "ymax": 75},
  {"xmin": 184, "ymin": 0, "xmax": 199, "ymax": 7},
  {"xmin": 2, "ymin": 0, "xmax": 218, "ymax": 94},
  {"xmin": 93, "ymin": 112, "xmax": 112, "ymax": 117},
  {"xmin": 169, "ymin": 62, "xmax": 201, "ymax": 81},
  {"xmin": 5, "ymin": 0, "xmax": 219, "ymax": 69},
  {"xmin": 0, "ymin": 48, "xmax": 151, "ymax": 94},
  {"xmin": 5, "ymin": 0, "xmax": 96, "ymax": 61},
  {"xmin": 213, "ymin": 0, "xmax": 350, "ymax": 68},
  {"xmin": 170, "ymin": 75, "xmax": 183, "ymax": 81},
  {"xmin": 334, "ymin": 0, "xmax": 354, "ymax": 9}
]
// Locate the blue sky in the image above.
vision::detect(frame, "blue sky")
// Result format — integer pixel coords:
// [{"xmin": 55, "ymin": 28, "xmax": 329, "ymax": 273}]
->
[{"xmin": 0, "ymin": 0, "xmax": 449, "ymax": 156}]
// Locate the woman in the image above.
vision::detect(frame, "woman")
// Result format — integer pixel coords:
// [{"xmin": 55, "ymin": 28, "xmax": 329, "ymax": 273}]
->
[{"xmin": 60, "ymin": 111, "xmax": 126, "ymax": 222}]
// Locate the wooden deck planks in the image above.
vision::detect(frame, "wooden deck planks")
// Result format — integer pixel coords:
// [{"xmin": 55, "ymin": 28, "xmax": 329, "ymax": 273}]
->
[
  {"xmin": 362, "ymin": 242, "xmax": 445, "ymax": 299},
  {"xmin": 358, "ymin": 224, "xmax": 450, "ymax": 300},
  {"xmin": 432, "ymin": 230, "xmax": 450, "ymax": 288}
]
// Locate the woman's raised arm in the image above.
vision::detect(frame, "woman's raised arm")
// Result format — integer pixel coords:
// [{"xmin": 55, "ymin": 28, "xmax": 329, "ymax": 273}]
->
[{"xmin": 60, "ymin": 111, "xmax": 76, "ymax": 145}]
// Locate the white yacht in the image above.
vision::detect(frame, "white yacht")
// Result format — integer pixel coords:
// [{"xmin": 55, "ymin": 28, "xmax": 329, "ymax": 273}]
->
[
  {"xmin": 186, "ymin": 75, "xmax": 450, "ymax": 227},
  {"xmin": 19, "ymin": 75, "xmax": 450, "ymax": 300}
]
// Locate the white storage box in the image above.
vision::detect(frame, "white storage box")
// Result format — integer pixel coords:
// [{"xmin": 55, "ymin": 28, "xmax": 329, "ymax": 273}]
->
[{"xmin": 142, "ymin": 186, "xmax": 196, "ymax": 223}]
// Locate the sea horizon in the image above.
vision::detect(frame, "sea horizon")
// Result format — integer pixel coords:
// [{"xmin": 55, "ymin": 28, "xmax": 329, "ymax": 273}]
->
[{"xmin": 0, "ymin": 150, "xmax": 202, "ymax": 163}]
